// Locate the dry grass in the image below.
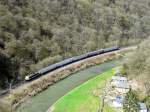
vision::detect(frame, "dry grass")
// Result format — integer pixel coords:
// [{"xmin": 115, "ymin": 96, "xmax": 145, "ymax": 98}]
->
[
  {"xmin": 0, "ymin": 100, "xmax": 12, "ymax": 112},
  {"xmin": 3, "ymin": 47, "xmax": 135, "ymax": 110}
]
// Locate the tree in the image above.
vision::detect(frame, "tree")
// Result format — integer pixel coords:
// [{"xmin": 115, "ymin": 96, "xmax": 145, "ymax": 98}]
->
[
  {"xmin": 0, "ymin": 0, "xmax": 150, "ymax": 88},
  {"xmin": 0, "ymin": 39, "xmax": 4, "ymax": 49},
  {"xmin": 126, "ymin": 37, "xmax": 150, "ymax": 95},
  {"xmin": 123, "ymin": 90, "xmax": 139, "ymax": 112},
  {"xmin": 145, "ymin": 96, "xmax": 150, "ymax": 109},
  {"xmin": 0, "ymin": 51, "xmax": 18, "ymax": 88}
]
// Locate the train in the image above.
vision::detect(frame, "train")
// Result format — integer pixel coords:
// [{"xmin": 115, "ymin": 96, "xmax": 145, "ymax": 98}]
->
[{"xmin": 25, "ymin": 46, "xmax": 120, "ymax": 81}]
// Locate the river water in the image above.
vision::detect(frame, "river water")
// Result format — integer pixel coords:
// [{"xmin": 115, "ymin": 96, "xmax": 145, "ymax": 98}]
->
[{"xmin": 17, "ymin": 58, "xmax": 124, "ymax": 112}]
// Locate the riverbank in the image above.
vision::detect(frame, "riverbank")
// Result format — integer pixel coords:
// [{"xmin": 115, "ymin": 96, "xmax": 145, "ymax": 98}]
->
[{"xmin": 49, "ymin": 68, "xmax": 117, "ymax": 112}]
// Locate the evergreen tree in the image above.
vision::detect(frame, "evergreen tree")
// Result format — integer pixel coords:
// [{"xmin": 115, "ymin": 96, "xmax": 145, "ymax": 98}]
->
[{"xmin": 123, "ymin": 90, "xmax": 139, "ymax": 112}]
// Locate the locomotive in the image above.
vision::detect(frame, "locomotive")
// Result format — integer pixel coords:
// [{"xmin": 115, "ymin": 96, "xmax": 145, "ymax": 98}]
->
[{"xmin": 25, "ymin": 46, "xmax": 120, "ymax": 81}]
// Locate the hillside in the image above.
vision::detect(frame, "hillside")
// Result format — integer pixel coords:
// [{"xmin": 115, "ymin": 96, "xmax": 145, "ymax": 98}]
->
[
  {"xmin": 125, "ymin": 38, "xmax": 150, "ymax": 108},
  {"xmin": 126, "ymin": 38, "xmax": 150, "ymax": 95},
  {"xmin": 0, "ymin": 0, "xmax": 150, "ymax": 88}
]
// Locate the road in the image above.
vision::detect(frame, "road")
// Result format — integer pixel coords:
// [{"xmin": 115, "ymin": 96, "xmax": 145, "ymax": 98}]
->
[{"xmin": 17, "ymin": 58, "xmax": 125, "ymax": 112}]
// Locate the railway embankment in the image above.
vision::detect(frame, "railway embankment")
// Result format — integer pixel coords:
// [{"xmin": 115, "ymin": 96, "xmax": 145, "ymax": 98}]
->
[{"xmin": 2, "ymin": 47, "xmax": 136, "ymax": 110}]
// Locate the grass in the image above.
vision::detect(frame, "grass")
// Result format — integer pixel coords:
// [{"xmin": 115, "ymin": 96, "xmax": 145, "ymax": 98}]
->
[
  {"xmin": 0, "ymin": 100, "xmax": 12, "ymax": 112},
  {"xmin": 7, "ymin": 50, "xmax": 122, "ymax": 109},
  {"xmin": 5, "ymin": 49, "xmax": 125, "ymax": 110},
  {"xmin": 51, "ymin": 68, "xmax": 116, "ymax": 112}
]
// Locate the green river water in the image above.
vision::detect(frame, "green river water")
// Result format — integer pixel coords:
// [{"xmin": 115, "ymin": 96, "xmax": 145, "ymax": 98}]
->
[{"xmin": 17, "ymin": 58, "xmax": 124, "ymax": 112}]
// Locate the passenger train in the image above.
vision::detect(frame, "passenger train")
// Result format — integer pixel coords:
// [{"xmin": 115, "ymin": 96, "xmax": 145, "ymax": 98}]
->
[{"xmin": 25, "ymin": 46, "xmax": 120, "ymax": 81}]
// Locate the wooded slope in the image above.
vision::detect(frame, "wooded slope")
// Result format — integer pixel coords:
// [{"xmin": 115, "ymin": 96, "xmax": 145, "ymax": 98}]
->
[{"xmin": 0, "ymin": 0, "xmax": 150, "ymax": 88}]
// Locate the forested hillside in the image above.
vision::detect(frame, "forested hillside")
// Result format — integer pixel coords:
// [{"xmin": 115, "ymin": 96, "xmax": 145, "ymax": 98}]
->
[
  {"xmin": 127, "ymin": 38, "xmax": 150, "ymax": 95},
  {"xmin": 0, "ymin": 0, "xmax": 150, "ymax": 88},
  {"xmin": 126, "ymin": 38, "xmax": 150, "ymax": 108}
]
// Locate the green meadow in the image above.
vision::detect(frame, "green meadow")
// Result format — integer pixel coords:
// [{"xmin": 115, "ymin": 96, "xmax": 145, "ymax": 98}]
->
[{"xmin": 51, "ymin": 68, "xmax": 116, "ymax": 112}]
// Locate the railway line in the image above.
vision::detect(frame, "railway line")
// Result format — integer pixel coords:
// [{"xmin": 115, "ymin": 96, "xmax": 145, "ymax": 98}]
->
[
  {"xmin": 25, "ymin": 46, "xmax": 120, "ymax": 81},
  {"xmin": 0, "ymin": 46, "xmax": 136, "ymax": 97}
]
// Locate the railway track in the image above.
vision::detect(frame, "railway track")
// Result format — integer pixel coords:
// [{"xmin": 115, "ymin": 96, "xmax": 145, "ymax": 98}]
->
[
  {"xmin": 25, "ymin": 46, "xmax": 120, "ymax": 81},
  {"xmin": 0, "ymin": 46, "xmax": 136, "ymax": 97}
]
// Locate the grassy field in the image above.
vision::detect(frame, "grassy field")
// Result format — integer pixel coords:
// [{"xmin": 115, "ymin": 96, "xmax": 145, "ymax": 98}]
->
[{"xmin": 50, "ymin": 68, "xmax": 116, "ymax": 112}]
